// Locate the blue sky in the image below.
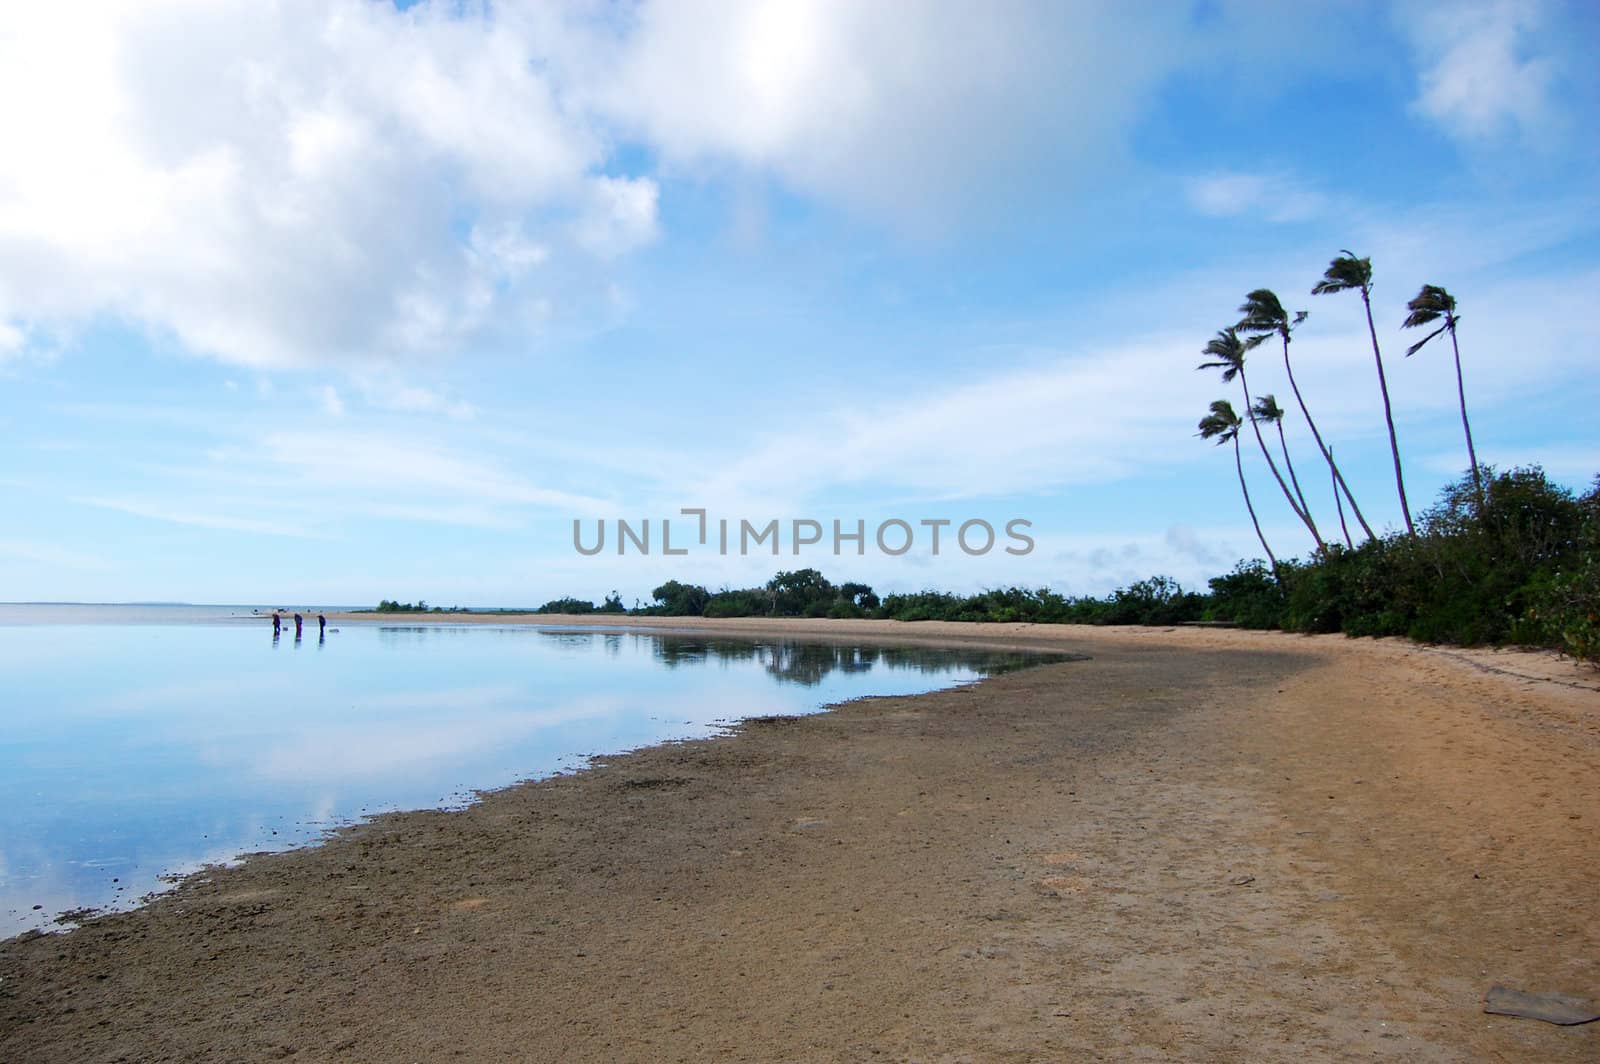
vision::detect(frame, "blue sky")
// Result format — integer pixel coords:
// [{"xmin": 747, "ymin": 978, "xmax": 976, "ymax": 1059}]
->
[{"xmin": 1, "ymin": 0, "xmax": 1596, "ymax": 607}]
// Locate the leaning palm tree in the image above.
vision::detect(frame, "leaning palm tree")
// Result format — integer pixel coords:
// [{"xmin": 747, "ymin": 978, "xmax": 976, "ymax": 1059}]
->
[
  {"xmin": 1329, "ymin": 445, "xmax": 1352, "ymax": 549},
  {"xmin": 1312, "ymin": 251, "xmax": 1414, "ymax": 533},
  {"xmin": 1403, "ymin": 283, "xmax": 1483, "ymax": 510},
  {"xmin": 1198, "ymin": 328, "xmax": 1324, "ymax": 551},
  {"xmin": 1236, "ymin": 288, "xmax": 1377, "ymax": 541},
  {"xmin": 1252, "ymin": 393, "xmax": 1349, "ymax": 547},
  {"xmin": 1199, "ymin": 399, "xmax": 1280, "ymax": 581}
]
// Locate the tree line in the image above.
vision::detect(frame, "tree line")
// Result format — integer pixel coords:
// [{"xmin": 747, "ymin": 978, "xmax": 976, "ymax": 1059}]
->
[
  {"xmin": 527, "ymin": 478, "xmax": 1595, "ymax": 668},
  {"xmin": 533, "ymin": 568, "xmax": 1214, "ymax": 627}
]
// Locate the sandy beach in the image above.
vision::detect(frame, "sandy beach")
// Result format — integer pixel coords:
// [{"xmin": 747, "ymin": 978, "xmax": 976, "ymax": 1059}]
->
[{"xmin": 2, "ymin": 619, "xmax": 1597, "ymax": 1062}]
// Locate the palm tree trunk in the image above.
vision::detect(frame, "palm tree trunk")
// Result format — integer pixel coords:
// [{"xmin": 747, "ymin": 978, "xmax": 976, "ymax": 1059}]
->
[
  {"xmin": 1279, "ymin": 336, "xmax": 1377, "ymax": 541},
  {"xmin": 1329, "ymin": 444, "xmax": 1353, "ymax": 548},
  {"xmin": 1275, "ymin": 421, "xmax": 1312, "ymax": 520},
  {"xmin": 1449, "ymin": 324, "xmax": 1484, "ymax": 511},
  {"xmin": 1362, "ymin": 289, "xmax": 1414, "ymax": 533},
  {"xmin": 1240, "ymin": 369, "xmax": 1325, "ymax": 551},
  {"xmin": 1234, "ymin": 435, "xmax": 1280, "ymax": 583}
]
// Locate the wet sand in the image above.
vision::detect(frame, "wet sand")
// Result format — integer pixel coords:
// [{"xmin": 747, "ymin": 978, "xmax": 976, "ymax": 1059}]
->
[{"xmin": 2, "ymin": 619, "xmax": 1597, "ymax": 1062}]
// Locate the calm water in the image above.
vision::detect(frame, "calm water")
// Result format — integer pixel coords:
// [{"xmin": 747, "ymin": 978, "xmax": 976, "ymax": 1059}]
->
[{"xmin": 0, "ymin": 605, "xmax": 1061, "ymax": 936}]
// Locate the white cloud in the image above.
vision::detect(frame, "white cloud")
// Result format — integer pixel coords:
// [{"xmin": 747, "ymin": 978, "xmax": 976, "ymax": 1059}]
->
[
  {"xmin": 254, "ymin": 430, "xmax": 607, "ymax": 513},
  {"xmin": 164, "ymin": 429, "xmax": 618, "ymax": 531},
  {"xmin": 573, "ymin": 176, "xmax": 662, "ymax": 258},
  {"xmin": 318, "ymin": 385, "xmax": 345, "ymax": 417},
  {"xmin": 349, "ymin": 373, "xmax": 476, "ymax": 420},
  {"xmin": 2, "ymin": 0, "xmax": 1585, "ymax": 396},
  {"xmin": 71, "ymin": 496, "xmax": 319, "ymax": 538},
  {"xmin": 0, "ymin": 538, "xmax": 112, "ymax": 571},
  {"xmin": 0, "ymin": 0, "xmax": 1371, "ymax": 371},
  {"xmin": 1186, "ymin": 172, "xmax": 1324, "ymax": 223},
  {"xmin": 1406, "ymin": 0, "xmax": 1560, "ymax": 141},
  {"xmin": 468, "ymin": 223, "xmax": 549, "ymax": 280},
  {"xmin": 684, "ymin": 331, "xmax": 1208, "ymax": 511},
  {"xmin": 1419, "ymin": 444, "xmax": 1599, "ymax": 485},
  {"xmin": 0, "ymin": 0, "xmax": 656, "ymax": 370},
  {"xmin": 60, "ymin": 418, "xmax": 620, "ymax": 534},
  {"xmin": 588, "ymin": 0, "xmax": 1194, "ymax": 230},
  {"xmin": 0, "ymin": 319, "xmax": 23, "ymax": 357}
]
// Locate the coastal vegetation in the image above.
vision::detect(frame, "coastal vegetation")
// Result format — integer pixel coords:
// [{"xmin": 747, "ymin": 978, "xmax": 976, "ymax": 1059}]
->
[
  {"xmin": 1182, "ymin": 251, "xmax": 1597, "ymax": 662},
  {"xmin": 437, "ymin": 251, "xmax": 1599, "ymax": 665},
  {"xmin": 532, "ymin": 592, "xmax": 627, "ymax": 615},
  {"xmin": 373, "ymin": 599, "xmax": 462, "ymax": 613},
  {"xmin": 519, "ymin": 470, "xmax": 1595, "ymax": 666}
]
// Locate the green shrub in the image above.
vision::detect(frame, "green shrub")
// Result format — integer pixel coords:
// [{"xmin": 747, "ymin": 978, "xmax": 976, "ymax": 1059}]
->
[
  {"xmin": 1272, "ymin": 466, "xmax": 1593, "ymax": 651},
  {"xmin": 534, "ymin": 596, "xmax": 596, "ymax": 614},
  {"xmin": 647, "ymin": 580, "xmax": 711, "ymax": 616},
  {"xmin": 1099, "ymin": 575, "xmax": 1203, "ymax": 626},
  {"xmin": 1525, "ymin": 556, "xmax": 1600, "ymax": 664},
  {"xmin": 1205, "ymin": 560, "xmax": 1284, "ymax": 628},
  {"xmin": 704, "ymin": 589, "xmax": 768, "ymax": 618}
]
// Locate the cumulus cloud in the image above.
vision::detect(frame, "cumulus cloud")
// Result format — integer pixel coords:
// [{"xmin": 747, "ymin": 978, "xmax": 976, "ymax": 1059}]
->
[
  {"xmin": 0, "ymin": 1, "xmax": 1233, "ymax": 369},
  {"xmin": 587, "ymin": 0, "xmax": 1193, "ymax": 231},
  {"xmin": 0, "ymin": 0, "xmax": 654, "ymax": 370},
  {"xmin": 15, "ymin": 0, "xmax": 1555, "ymax": 379},
  {"xmin": 1406, "ymin": 0, "xmax": 1561, "ymax": 141}
]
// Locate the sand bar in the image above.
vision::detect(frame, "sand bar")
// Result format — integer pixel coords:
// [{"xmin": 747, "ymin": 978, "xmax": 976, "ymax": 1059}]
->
[{"xmin": 2, "ymin": 619, "xmax": 1597, "ymax": 1061}]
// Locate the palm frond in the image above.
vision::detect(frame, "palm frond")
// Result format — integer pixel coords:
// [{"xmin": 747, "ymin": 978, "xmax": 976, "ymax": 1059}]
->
[
  {"xmin": 1197, "ymin": 399, "xmax": 1240, "ymax": 443},
  {"xmin": 1198, "ymin": 328, "xmax": 1246, "ymax": 381},
  {"xmin": 1251, "ymin": 394, "xmax": 1284, "ymax": 422},
  {"xmin": 1404, "ymin": 321, "xmax": 1450, "ymax": 357},
  {"xmin": 1312, "ymin": 251, "xmax": 1372, "ymax": 296},
  {"xmin": 1236, "ymin": 288, "xmax": 1287, "ymax": 335},
  {"xmin": 1403, "ymin": 283, "xmax": 1456, "ymax": 330}
]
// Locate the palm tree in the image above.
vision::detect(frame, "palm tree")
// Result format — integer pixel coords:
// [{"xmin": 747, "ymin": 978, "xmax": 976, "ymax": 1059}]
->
[
  {"xmin": 1329, "ymin": 445, "xmax": 1352, "ymax": 548},
  {"xmin": 1198, "ymin": 328, "xmax": 1325, "ymax": 551},
  {"xmin": 1236, "ymin": 288, "xmax": 1377, "ymax": 541},
  {"xmin": 1198, "ymin": 399, "xmax": 1280, "ymax": 581},
  {"xmin": 1312, "ymin": 252, "xmax": 1415, "ymax": 533},
  {"xmin": 1251, "ymin": 393, "xmax": 1348, "ymax": 547},
  {"xmin": 1403, "ymin": 283, "xmax": 1483, "ymax": 510}
]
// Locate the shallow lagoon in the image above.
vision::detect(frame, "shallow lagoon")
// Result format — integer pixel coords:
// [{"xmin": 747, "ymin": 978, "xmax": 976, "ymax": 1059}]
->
[{"xmin": 0, "ymin": 607, "xmax": 1053, "ymax": 935}]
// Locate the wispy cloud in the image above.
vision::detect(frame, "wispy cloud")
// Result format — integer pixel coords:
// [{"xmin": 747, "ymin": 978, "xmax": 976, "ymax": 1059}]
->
[
  {"xmin": 1418, "ymin": 444, "xmax": 1599, "ymax": 484},
  {"xmin": 0, "ymin": 538, "xmax": 112, "ymax": 571},
  {"xmin": 254, "ymin": 430, "xmax": 614, "ymax": 516},
  {"xmin": 317, "ymin": 385, "xmax": 345, "ymax": 417},
  {"xmin": 682, "ymin": 332, "xmax": 1206, "ymax": 511},
  {"xmin": 0, "ymin": 318, "xmax": 23, "ymax": 357},
  {"xmin": 69, "ymin": 497, "xmax": 322, "ymax": 538},
  {"xmin": 1405, "ymin": 0, "xmax": 1562, "ymax": 142},
  {"xmin": 349, "ymin": 373, "xmax": 476, "ymax": 420},
  {"xmin": 1186, "ymin": 171, "xmax": 1324, "ymax": 223}
]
